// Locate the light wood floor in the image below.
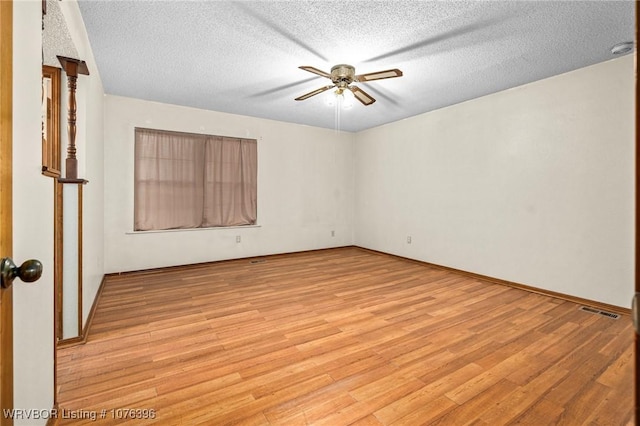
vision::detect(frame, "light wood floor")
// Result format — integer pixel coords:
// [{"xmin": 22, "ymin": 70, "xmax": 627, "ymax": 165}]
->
[{"xmin": 57, "ymin": 247, "xmax": 634, "ymax": 425}]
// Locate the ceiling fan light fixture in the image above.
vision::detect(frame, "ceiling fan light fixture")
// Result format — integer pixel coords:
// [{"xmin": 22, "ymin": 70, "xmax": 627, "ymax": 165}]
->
[
  {"xmin": 340, "ymin": 89, "xmax": 354, "ymax": 110},
  {"xmin": 324, "ymin": 91, "xmax": 337, "ymax": 107},
  {"xmin": 325, "ymin": 88, "xmax": 354, "ymax": 109}
]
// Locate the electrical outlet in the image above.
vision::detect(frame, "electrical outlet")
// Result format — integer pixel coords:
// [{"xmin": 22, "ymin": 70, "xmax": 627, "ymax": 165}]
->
[
  {"xmin": 236, "ymin": 235, "xmax": 241, "ymax": 243},
  {"xmin": 331, "ymin": 230, "xmax": 335, "ymax": 237},
  {"xmin": 407, "ymin": 236, "xmax": 412, "ymax": 244}
]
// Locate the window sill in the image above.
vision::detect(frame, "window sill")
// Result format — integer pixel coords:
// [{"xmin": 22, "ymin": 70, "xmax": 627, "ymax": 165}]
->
[{"xmin": 126, "ymin": 224, "xmax": 261, "ymax": 235}]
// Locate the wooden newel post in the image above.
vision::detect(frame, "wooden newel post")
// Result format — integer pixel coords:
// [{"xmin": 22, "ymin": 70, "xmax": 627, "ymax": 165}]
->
[
  {"xmin": 65, "ymin": 65, "xmax": 78, "ymax": 179},
  {"xmin": 57, "ymin": 56, "xmax": 89, "ymax": 180}
]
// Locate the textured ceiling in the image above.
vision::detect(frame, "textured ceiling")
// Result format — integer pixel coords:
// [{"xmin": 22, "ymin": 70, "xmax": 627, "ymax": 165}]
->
[
  {"xmin": 76, "ymin": 0, "xmax": 635, "ymax": 133},
  {"xmin": 43, "ymin": 0, "xmax": 78, "ymax": 67}
]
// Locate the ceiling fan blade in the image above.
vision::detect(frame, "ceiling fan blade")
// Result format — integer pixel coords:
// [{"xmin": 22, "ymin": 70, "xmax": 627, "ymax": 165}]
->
[
  {"xmin": 299, "ymin": 66, "xmax": 331, "ymax": 79},
  {"xmin": 349, "ymin": 86, "xmax": 376, "ymax": 106},
  {"xmin": 295, "ymin": 85, "xmax": 334, "ymax": 101},
  {"xmin": 355, "ymin": 68, "xmax": 403, "ymax": 82}
]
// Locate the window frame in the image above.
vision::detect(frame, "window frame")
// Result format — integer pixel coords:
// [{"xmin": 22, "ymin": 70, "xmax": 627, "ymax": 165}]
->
[{"xmin": 42, "ymin": 65, "xmax": 61, "ymax": 178}]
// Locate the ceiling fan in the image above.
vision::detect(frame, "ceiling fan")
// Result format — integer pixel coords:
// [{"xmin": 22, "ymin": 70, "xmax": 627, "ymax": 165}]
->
[{"xmin": 294, "ymin": 64, "xmax": 403, "ymax": 106}]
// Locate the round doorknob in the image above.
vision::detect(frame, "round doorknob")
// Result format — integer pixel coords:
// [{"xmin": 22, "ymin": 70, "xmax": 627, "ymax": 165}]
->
[{"xmin": 1, "ymin": 258, "xmax": 43, "ymax": 289}]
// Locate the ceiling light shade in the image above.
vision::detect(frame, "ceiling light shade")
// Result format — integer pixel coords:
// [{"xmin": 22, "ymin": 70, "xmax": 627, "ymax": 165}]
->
[
  {"xmin": 341, "ymin": 89, "xmax": 354, "ymax": 110},
  {"xmin": 324, "ymin": 88, "xmax": 354, "ymax": 110},
  {"xmin": 611, "ymin": 41, "xmax": 634, "ymax": 55},
  {"xmin": 324, "ymin": 91, "xmax": 337, "ymax": 107}
]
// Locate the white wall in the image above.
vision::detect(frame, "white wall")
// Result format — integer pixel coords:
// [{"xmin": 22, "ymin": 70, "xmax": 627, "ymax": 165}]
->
[
  {"xmin": 355, "ymin": 55, "xmax": 635, "ymax": 308},
  {"xmin": 57, "ymin": 0, "xmax": 105, "ymax": 326},
  {"xmin": 12, "ymin": 1, "xmax": 54, "ymax": 422},
  {"xmin": 104, "ymin": 96, "xmax": 354, "ymax": 273},
  {"xmin": 12, "ymin": 1, "xmax": 105, "ymax": 422}
]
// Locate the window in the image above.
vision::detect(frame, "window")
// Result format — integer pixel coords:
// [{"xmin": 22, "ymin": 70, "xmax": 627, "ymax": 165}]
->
[
  {"xmin": 42, "ymin": 65, "xmax": 61, "ymax": 177},
  {"xmin": 134, "ymin": 128, "xmax": 257, "ymax": 231}
]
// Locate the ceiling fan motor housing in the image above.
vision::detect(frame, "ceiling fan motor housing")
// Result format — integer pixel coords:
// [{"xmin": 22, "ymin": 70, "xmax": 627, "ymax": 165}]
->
[{"xmin": 331, "ymin": 64, "xmax": 356, "ymax": 87}]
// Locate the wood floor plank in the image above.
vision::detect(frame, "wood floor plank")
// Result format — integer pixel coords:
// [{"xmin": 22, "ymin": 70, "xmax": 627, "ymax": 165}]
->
[
  {"xmin": 56, "ymin": 247, "xmax": 634, "ymax": 425},
  {"xmin": 431, "ymin": 379, "xmax": 519, "ymax": 425},
  {"xmin": 478, "ymin": 364, "xmax": 570, "ymax": 424},
  {"xmin": 389, "ymin": 394, "xmax": 457, "ymax": 425},
  {"xmin": 373, "ymin": 363, "xmax": 485, "ymax": 424}
]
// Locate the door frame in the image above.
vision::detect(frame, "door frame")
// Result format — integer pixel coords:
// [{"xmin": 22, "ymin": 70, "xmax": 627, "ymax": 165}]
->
[
  {"xmin": 635, "ymin": 1, "xmax": 639, "ymax": 419},
  {"xmin": 0, "ymin": 1, "xmax": 14, "ymax": 424}
]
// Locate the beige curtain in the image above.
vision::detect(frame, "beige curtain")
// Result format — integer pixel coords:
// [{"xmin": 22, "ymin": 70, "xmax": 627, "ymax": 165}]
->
[
  {"xmin": 135, "ymin": 128, "xmax": 257, "ymax": 231},
  {"xmin": 203, "ymin": 137, "xmax": 257, "ymax": 227}
]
